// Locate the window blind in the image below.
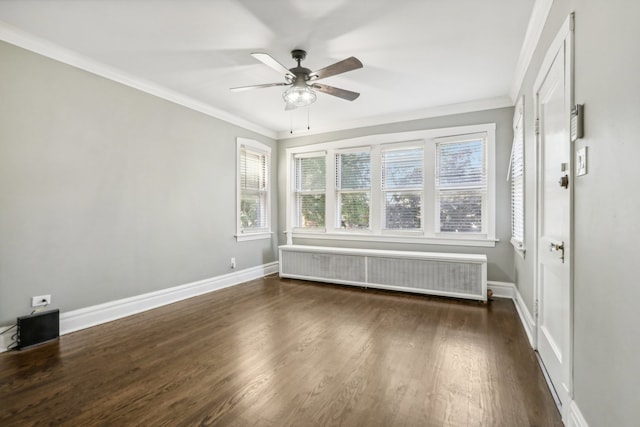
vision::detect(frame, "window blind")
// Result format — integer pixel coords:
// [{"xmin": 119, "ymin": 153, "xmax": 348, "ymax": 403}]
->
[
  {"xmin": 294, "ymin": 154, "xmax": 326, "ymax": 228},
  {"xmin": 239, "ymin": 147, "xmax": 268, "ymax": 230},
  {"xmin": 335, "ymin": 150, "xmax": 371, "ymax": 229},
  {"xmin": 436, "ymin": 139, "xmax": 486, "ymax": 233},
  {"xmin": 510, "ymin": 106, "xmax": 525, "ymax": 249},
  {"xmin": 381, "ymin": 147, "xmax": 423, "ymax": 229}
]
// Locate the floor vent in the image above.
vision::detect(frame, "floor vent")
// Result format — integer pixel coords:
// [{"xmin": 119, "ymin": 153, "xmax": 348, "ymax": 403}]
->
[{"xmin": 279, "ymin": 245, "xmax": 487, "ymax": 301}]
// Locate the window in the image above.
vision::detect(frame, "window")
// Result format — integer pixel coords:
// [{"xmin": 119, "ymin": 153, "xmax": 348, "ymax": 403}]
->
[
  {"xmin": 381, "ymin": 146, "xmax": 423, "ymax": 230},
  {"xmin": 436, "ymin": 137, "xmax": 486, "ymax": 233},
  {"xmin": 294, "ymin": 152, "xmax": 326, "ymax": 229},
  {"xmin": 336, "ymin": 149, "xmax": 371, "ymax": 230},
  {"xmin": 236, "ymin": 138, "xmax": 271, "ymax": 241},
  {"xmin": 509, "ymin": 97, "xmax": 525, "ymax": 252},
  {"xmin": 286, "ymin": 124, "xmax": 496, "ymax": 247}
]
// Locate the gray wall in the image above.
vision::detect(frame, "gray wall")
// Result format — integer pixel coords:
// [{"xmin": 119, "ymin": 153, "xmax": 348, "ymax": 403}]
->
[
  {"xmin": 277, "ymin": 108, "xmax": 515, "ymax": 283},
  {"xmin": 0, "ymin": 41, "xmax": 278, "ymax": 325},
  {"xmin": 516, "ymin": 0, "xmax": 640, "ymax": 424}
]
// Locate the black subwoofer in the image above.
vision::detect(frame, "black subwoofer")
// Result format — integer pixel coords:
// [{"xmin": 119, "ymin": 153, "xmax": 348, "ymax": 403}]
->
[{"xmin": 17, "ymin": 309, "xmax": 60, "ymax": 350}]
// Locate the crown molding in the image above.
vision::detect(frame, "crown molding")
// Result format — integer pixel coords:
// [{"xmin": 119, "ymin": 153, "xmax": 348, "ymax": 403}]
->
[
  {"xmin": 0, "ymin": 21, "xmax": 277, "ymax": 139},
  {"xmin": 1, "ymin": 18, "xmax": 527, "ymax": 143},
  {"xmin": 509, "ymin": 0, "xmax": 555, "ymax": 101},
  {"xmin": 276, "ymin": 96, "xmax": 513, "ymax": 140}
]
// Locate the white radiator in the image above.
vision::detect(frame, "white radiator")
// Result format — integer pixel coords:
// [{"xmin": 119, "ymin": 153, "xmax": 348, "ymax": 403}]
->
[{"xmin": 279, "ymin": 245, "xmax": 487, "ymax": 301}]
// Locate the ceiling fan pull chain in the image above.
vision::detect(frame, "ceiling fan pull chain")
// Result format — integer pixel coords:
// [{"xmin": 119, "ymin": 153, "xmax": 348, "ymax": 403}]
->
[
  {"xmin": 290, "ymin": 112, "xmax": 293, "ymax": 134},
  {"xmin": 307, "ymin": 106, "xmax": 311, "ymax": 130}
]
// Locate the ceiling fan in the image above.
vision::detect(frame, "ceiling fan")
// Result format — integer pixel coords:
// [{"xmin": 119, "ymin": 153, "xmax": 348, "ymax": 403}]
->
[{"xmin": 231, "ymin": 49, "xmax": 363, "ymax": 110}]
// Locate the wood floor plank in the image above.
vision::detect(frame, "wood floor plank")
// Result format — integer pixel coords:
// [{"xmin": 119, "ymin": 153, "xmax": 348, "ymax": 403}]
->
[{"xmin": 0, "ymin": 277, "xmax": 562, "ymax": 426}]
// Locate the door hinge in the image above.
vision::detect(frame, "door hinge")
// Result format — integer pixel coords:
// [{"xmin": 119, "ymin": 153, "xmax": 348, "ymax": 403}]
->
[
  {"xmin": 535, "ymin": 118, "xmax": 540, "ymax": 135},
  {"xmin": 534, "ymin": 299, "xmax": 539, "ymax": 319}
]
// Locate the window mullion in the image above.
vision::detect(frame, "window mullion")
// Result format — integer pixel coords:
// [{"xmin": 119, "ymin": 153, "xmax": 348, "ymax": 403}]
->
[
  {"xmin": 370, "ymin": 145, "xmax": 382, "ymax": 233},
  {"xmin": 326, "ymin": 149, "xmax": 336, "ymax": 232},
  {"xmin": 423, "ymin": 141, "xmax": 436, "ymax": 235}
]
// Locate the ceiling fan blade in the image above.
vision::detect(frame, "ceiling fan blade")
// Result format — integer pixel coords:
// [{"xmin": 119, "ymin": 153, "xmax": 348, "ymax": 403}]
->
[
  {"xmin": 312, "ymin": 83, "xmax": 360, "ymax": 101},
  {"xmin": 230, "ymin": 82, "xmax": 289, "ymax": 92},
  {"xmin": 309, "ymin": 57, "xmax": 363, "ymax": 80},
  {"xmin": 251, "ymin": 53, "xmax": 296, "ymax": 79}
]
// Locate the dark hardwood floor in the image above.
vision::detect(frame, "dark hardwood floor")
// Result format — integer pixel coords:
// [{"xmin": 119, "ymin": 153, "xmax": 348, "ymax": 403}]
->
[{"xmin": 0, "ymin": 277, "xmax": 562, "ymax": 426}]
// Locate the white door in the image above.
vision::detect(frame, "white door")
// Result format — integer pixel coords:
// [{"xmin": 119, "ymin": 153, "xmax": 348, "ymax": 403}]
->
[{"xmin": 535, "ymin": 25, "xmax": 573, "ymax": 415}]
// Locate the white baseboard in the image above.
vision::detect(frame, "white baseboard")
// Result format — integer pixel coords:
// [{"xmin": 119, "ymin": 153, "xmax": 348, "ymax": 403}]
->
[
  {"xmin": 513, "ymin": 286, "xmax": 536, "ymax": 347},
  {"xmin": 567, "ymin": 400, "xmax": 589, "ymax": 427},
  {"xmin": 60, "ymin": 261, "xmax": 278, "ymax": 335},
  {"xmin": 0, "ymin": 262, "xmax": 278, "ymax": 354},
  {"xmin": 490, "ymin": 281, "xmax": 589, "ymax": 427},
  {"xmin": 487, "ymin": 281, "xmax": 535, "ymax": 347},
  {"xmin": 487, "ymin": 281, "xmax": 515, "ymax": 299}
]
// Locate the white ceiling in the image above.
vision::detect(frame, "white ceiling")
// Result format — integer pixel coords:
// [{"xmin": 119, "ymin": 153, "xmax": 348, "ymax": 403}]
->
[{"xmin": 0, "ymin": 0, "xmax": 536, "ymax": 138}]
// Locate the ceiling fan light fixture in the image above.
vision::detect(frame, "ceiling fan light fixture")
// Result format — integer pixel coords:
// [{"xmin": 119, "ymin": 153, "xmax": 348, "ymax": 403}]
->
[{"xmin": 282, "ymin": 85, "xmax": 317, "ymax": 107}]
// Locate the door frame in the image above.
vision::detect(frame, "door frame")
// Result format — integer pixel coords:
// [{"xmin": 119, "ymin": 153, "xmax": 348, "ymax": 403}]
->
[{"xmin": 532, "ymin": 12, "xmax": 575, "ymax": 420}]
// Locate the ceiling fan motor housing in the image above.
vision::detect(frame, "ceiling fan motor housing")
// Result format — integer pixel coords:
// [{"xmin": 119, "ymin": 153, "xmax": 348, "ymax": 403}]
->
[
  {"xmin": 291, "ymin": 49, "xmax": 307, "ymax": 62},
  {"xmin": 289, "ymin": 50, "xmax": 312, "ymax": 84}
]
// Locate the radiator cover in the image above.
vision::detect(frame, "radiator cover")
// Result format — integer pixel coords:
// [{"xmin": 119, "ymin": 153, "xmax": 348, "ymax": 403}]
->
[{"xmin": 279, "ymin": 245, "xmax": 487, "ymax": 301}]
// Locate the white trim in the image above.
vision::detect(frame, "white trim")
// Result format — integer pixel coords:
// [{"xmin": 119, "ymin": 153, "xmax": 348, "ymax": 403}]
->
[
  {"xmin": 278, "ymin": 96, "xmax": 512, "ymax": 140},
  {"xmin": 514, "ymin": 286, "xmax": 536, "ymax": 347},
  {"xmin": 285, "ymin": 124, "xmax": 495, "ymax": 155},
  {"xmin": 60, "ymin": 262, "xmax": 278, "ymax": 335},
  {"xmin": 235, "ymin": 232, "xmax": 273, "ymax": 242},
  {"xmin": 485, "ymin": 281, "xmax": 535, "ymax": 347},
  {"xmin": 511, "ymin": 237, "xmax": 526, "ymax": 255},
  {"xmin": 533, "ymin": 14, "xmax": 575, "ymax": 419},
  {"xmin": 532, "ymin": 14, "xmax": 573, "ymax": 92},
  {"xmin": 280, "ymin": 244, "xmax": 487, "ymax": 263},
  {"xmin": 509, "ymin": 0, "xmax": 555, "ymax": 101},
  {"xmin": 285, "ymin": 124, "xmax": 497, "ymax": 246},
  {"xmin": 236, "ymin": 138, "xmax": 272, "ymax": 241},
  {"xmin": 567, "ymin": 401, "xmax": 590, "ymax": 427},
  {"xmin": 0, "ymin": 22, "xmax": 514, "ymax": 141},
  {"xmin": 0, "ymin": 22, "xmax": 276, "ymax": 139},
  {"xmin": 487, "ymin": 281, "xmax": 515, "ymax": 299},
  {"xmin": 292, "ymin": 232, "xmax": 497, "ymax": 247}
]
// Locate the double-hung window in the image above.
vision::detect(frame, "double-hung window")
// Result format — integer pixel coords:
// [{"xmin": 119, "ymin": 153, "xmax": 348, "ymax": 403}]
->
[
  {"xmin": 381, "ymin": 145, "xmax": 424, "ymax": 230},
  {"xmin": 335, "ymin": 148, "xmax": 371, "ymax": 230},
  {"xmin": 286, "ymin": 123, "xmax": 496, "ymax": 246},
  {"xmin": 294, "ymin": 152, "xmax": 327, "ymax": 229},
  {"xmin": 435, "ymin": 136, "xmax": 486, "ymax": 234},
  {"xmin": 237, "ymin": 138, "xmax": 271, "ymax": 241}
]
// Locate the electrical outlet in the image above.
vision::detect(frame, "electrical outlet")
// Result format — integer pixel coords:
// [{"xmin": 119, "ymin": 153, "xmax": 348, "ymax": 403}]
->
[
  {"xmin": 231, "ymin": 257, "xmax": 236, "ymax": 269},
  {"xmin": 31, "ymin": 294, "xmax": 51, "ymax": 307}
]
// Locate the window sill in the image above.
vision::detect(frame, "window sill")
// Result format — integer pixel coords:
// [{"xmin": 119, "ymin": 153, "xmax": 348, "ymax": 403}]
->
[
  {"xmin": 511, "ymin": 238, "xmax": 526, "ymax": 258},
  {"xmin": 291, "ymin": 231, "xmax": 497, "ymax": 248},
  {"xmin": 235, "ymin": 231, "xmax": 273, "ymax": 242}
]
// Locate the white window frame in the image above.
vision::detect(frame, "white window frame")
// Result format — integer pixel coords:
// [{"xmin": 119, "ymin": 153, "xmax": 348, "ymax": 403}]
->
[
  {"xmin": 434, "ymin": 132, "xmax": 489, "ymax": 236},
  {"xmin": 285, "ymin": 124, "xmax": 497, "ymax": 247},
  {"xmin": 293, "ymin": 151, "xmax": 328, "ymax": 231},
  {"xmin": 509, "ymin": 97, "xmax": 525, "ymax": 254},
  {"xmin": 236, "ymin": 138, "xmax": 272, "ymax": 242},
  {"xmin": 380, "ymin": 141, "xmax": 425, "ymax": 234},
  {"xmin": 335, "ymin": 146, "xmax": 372, "ymax": 232}
]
